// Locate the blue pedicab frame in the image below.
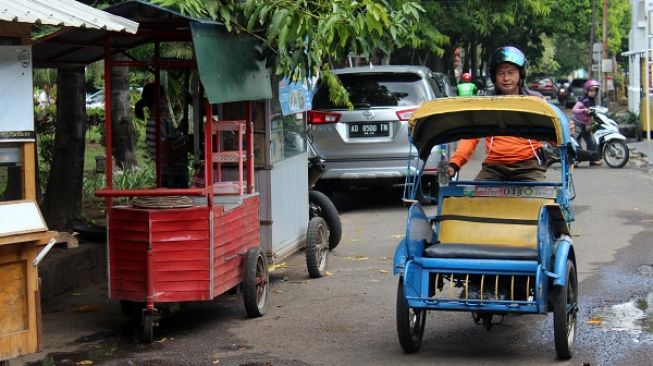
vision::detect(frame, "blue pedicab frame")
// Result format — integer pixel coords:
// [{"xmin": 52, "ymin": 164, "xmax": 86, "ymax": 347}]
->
[{"xmin": 393, "ymin": 96, "xmax": 578, "ymax": 359}]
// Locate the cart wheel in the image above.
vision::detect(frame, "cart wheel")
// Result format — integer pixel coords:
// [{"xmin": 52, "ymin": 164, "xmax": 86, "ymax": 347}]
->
[
  {"xmin": 243, "ymin": 247, "xmax": 269, "ymax": 317},
  {"xmin": 554, "ymin": 259, "xmax": 578, "ymax": 360},
  {"xmin": 396, "ymin": 278, "xmax": 426, "ymax": 353},
  {"xmin": 142, "ymin": 311, "xmax": 154, "ymax": 343},
  {"xmin": 305, "ymin": 217, "xmax": 329, "ymax": 278},
  {"xmin": 309, "ymin": 190, "xmax": 342, "ymax": 250}
]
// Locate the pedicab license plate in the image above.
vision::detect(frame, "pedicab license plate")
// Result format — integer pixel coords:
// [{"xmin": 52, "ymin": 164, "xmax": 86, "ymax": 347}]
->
[
  {"xmin": 471, "ymin": 186, "xmax": 556, "ymax": 199},
  {"xmin": 349, "ymin": 123, "xmax": 390, "ymax": 137}
]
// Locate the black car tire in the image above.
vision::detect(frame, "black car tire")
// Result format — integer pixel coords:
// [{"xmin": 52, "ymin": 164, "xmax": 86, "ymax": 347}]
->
[{"xmin": 309, "ymin": 190, "xmax": 342, "ymax": 250}]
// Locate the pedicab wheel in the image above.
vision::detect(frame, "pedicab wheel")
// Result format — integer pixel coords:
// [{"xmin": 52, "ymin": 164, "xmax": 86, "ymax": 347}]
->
[
  {"xmin": 396, "ymin": 278, "xmax": 426, "ymax": 353},
  {"xmin": 603, "ymin": 140, "xmax": 629, "ymax": 168},
  {"xmin": 142, "ymin": 311, "xmax": 154, "ymax": 343},
  {"xmin": 554, "ymin": 259, "xmax": 578, "ymax": 360},
  {"xmin": 243, "ymin": 247, "xmax": 270, "ymax": 317},
  {"xmin": 305, "ymin": 216, "xmax": 329, "ymax": 278},
  {"xmin": 309, "ymin": 190, "xmax": 342, "ymax": 250}
]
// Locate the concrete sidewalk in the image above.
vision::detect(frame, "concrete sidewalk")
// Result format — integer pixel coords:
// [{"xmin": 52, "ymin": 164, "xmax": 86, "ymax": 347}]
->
[{"xmin": 630, "ymin": 139, "xmax": 653, "ymax": 164}]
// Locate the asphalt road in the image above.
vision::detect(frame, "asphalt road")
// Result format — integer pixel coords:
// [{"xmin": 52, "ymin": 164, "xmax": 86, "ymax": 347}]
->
[{"xmin": 14, "ymin": 133, "xmax": 653, "ymax": 366}]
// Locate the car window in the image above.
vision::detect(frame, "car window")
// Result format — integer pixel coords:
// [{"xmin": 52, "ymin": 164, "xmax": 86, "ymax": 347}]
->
[
  {"xmin": 312, "ymin": 72, "xmax": 429, "ymax": 109},
  {"xmin": 570, "ymin": 79, "xmax": 587, "ymax": 87}
]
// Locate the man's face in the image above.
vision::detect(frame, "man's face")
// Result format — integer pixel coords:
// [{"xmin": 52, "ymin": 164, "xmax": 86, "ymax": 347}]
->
[{"xmin": 494, "ymin": 63, "xmax": 520, "ymax": 95}]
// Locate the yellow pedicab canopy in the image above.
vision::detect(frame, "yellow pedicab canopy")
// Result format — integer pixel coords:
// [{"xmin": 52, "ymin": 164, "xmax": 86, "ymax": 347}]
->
[{"xmin": 408, "ymin": 96, "xmax": 570, "ymax": 160}]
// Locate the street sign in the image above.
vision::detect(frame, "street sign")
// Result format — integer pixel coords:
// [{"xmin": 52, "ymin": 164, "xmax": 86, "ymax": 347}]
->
[
  {"xmin": 602, "ymin": 59, "xmax": 613, "ymax": 73},
  {"xmin": 591, "ymin": 64, "xmax": 600, "ymax": 72}
]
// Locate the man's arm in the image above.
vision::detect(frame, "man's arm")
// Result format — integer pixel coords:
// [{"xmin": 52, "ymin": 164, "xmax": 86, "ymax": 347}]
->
[{"xmin": 447, "ymin": 138, "xmax": 481, "ymax": 175}]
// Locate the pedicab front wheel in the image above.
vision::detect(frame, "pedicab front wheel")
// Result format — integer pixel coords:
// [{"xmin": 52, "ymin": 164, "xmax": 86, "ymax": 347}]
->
[
  {"xmin": 553, "ymin": 259, "xmax": 578, "ymax": 360},
  {"xmin": 243, "ymin": 247, "xmax": 270, "ymax": 317},
  {"xmin": 396, "ymin": 277, "xmax": 426, "ymax": 353}
]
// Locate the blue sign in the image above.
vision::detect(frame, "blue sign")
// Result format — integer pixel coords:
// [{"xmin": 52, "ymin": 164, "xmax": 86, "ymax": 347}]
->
[{"xmin": 278, "ymin": 76, "xmax": 312, "ymax": 116}]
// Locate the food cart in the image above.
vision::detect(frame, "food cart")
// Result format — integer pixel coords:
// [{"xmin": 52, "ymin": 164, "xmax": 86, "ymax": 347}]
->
[
  {"xmin": 0, "ymin": 3, "xmax": 137, "ymax": 363},
  {"xmin": 32, "ymin": 1, "xmax": 320, "ymax": 341}
]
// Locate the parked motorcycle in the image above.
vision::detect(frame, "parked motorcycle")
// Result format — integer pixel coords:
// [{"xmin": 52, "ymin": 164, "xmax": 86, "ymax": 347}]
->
[
  {"xmin": 575, "ymin": 106, "xmax": 629, "ymax": 168},
  {"xmin": 305, "ymin": 133, "xmax": 342, "ymax": 278}
]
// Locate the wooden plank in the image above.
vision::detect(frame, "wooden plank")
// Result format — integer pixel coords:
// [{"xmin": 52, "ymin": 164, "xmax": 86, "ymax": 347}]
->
[
  {"xmin": 154, "ymin": 270, "xmax": 210, "ymax": 282},
  {"xmin": 109, "ymin": 289, "xmax": 146, "ymax": 302},
  {"xmin": 110, "ymin": 269, "xmax": 146, "ymax": 281},
  {"xmin": 152, "ymin": 250, "xmax": 210, "ymax": 262},
  {"xmin": 152, "ymin": 260, "xmax": 208, "ymax": 272},
  {"xmin": 153, "ymin": 280, "xmax": 209, "ymax": 292},
  {"xmin": 151, "ymin": 219, "xmax": 209, "ymax": 232},
  {"xmin": 109, "ymin": 239, "xmax": 148, "ymax": 252},
  {"xmin": 153, "ymin": 239, "xmax": 209, "ymax": 252},
  {"xmin": 110, "ymin": 279, "xmax": 146, "ymax": 292},
  {"xmin": 109, "ymin": 219, "xmax": 150, "ymax": 232},
  {"xmin": 110, "ymin": 250, "xmax": 147, "ymax": 261},
  {"xmin": 0, "ymin": 261, "xmax": 27, "ymax": 334},
  {"xmin": 214, "ymin": 257, "xmax": 243, "ymax": 277},
  {"xmin": 110, "ymin": 229, "xmax": 149, "ymax": 242},
  {"xmin": 22, "ymin": 143, "xmax": 36, "ymax": 200},
  {"xmin": 153, "ymin": 291, "xmax": 211, "ymax": 302},
  {"xmin": 151, "ymin": 231, "xmax": 210, "ymax": 242},
  {"xmin": 109, "ymin": 259, "xmax": 146, "ymax": 272},
  {"xmin": 150, "ymin": 208, "xmax": 208, "ymax": 222}
]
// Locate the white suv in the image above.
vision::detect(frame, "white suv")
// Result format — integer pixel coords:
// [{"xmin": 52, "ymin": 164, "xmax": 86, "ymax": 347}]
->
[{"xmin": 308, "ymin": 65, "xmax": 448, "ymax": 199}]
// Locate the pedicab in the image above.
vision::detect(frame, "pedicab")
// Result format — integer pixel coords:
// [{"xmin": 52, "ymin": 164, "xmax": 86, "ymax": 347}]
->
[{"xmin": 394, "ymin": 96, "xmax": 578, "ymax": 359}]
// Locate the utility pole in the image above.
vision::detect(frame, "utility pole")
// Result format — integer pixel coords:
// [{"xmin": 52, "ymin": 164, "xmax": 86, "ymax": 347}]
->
[
  {"xmin": 589, "ymin": 0, "xmax": 597, "ymax": 79},
  {"xmin": 602, "ymin": 0, "xmax": 609, "ymax": 102}
]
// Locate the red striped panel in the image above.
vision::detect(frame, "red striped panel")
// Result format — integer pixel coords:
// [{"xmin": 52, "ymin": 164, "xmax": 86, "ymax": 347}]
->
[
  {"xmin": 151, "ymin": 291, "xmax": 211, "ymax": 302},
  {"xmin": 214, "ymin": 270, "xmax": 242, "ymax": 295},
  {"xmin": 153, "ymin": 280, "xmax": 209, "ymax": 292},
  {"xmin": 214, "ymin": 257, "xmax": 243, "ymax": 276},
  {"xmin": 109, "ymin": 208, "xmax": 150, "ymax": 221},
  {"xmin": 110, "ymin": 218, "xmax": 149, "ymax": 231},
  {"xmin": 110, "ymin": 249, "xmax": 147, "ymax": 261},
  {"xmin": 109, "ymin": 259, "xmax": 146, "ymax": 272},
  {"xmin": 152, "ymin": 239, "xmax": 209, "ymax": 252},
  {"xmin": 110, "ymin": 229, "xmax": 149, "ymax": 242},
  {"xmin": 151, "ymin": 231, "xmax": 210, "ymax": 242},
  {"xmin": 152, "ymin": 249, "xmax": 210, "ymax": 262},
  {"xmin": 110, "ymin": 269, "xmax": 146, "ymax": 281},
  {"xmin": 150, "ymin": 208, "xmax": 208, "ymax": 222},
  {"xmin": 154, "ymin": 270, "xmax": 210, "ymax": 282},
  {"xmin": 110, "ymin": 239, "xmax": 148, "ymax": 252},
  {"xmin": 111, "ymin": 278, "xmax": 146, "ymax": 292},
  {"xmin": 151, "ymin": 220, "xmax": 209, "ymax": 232},
  {"xmin": 152, "ymin": 259, "xmax": 208, "ymax": 271}
]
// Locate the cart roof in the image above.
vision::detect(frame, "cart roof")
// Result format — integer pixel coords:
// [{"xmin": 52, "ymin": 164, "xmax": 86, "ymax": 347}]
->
[{"xmin": 409, "ymin": 96, "xmax": 571, "ymax": 160}]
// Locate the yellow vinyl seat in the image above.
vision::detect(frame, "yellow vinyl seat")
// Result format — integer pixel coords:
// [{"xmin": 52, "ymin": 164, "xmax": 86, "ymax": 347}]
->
[{"xmin": 424, "ymin": 196, "xmax": 554, "ymax": 260}]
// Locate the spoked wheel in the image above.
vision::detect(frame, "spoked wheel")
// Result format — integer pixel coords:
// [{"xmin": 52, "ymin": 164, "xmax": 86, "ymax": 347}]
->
[
  {"xmin": 305, "ymin": 216, "xmax": 329, "ymax": 278},
  {"xmin": 142, "ymin": 310, "xmax": 155, "ymax": 343},
  {"xmin": 396, "ymin": 278, "xmax": 426, "ymax": 353},
  {"xmin": 554, "ymin": 259, "xmax": 578, "ymax": 360},
  {"xmin": 243, "ymin": 247, "xmax": 270, "ymax": 317},
  {"xmin": 309, "ymin": 190, "xmax": 342, "ymax": 250},
  {"xmin": 603, "ymin": 140, "xmax": 629, "ymax": 168}
]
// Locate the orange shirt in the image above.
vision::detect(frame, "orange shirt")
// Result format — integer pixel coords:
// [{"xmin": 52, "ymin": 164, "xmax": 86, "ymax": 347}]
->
[{"xmin": 449, "ymin": 136, "xmax": 542, "ymax": 167}]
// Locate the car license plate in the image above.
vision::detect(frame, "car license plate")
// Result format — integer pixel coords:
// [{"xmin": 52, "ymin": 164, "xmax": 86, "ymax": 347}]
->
[{"xmin": 349, "ymin": 123, "xmax": 390, "ymax": 137}]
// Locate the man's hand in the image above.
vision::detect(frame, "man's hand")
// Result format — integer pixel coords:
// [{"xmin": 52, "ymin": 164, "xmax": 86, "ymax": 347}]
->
[{"xmin": 447, "ymin": 166, "xmax": 456, "ymax": 177}]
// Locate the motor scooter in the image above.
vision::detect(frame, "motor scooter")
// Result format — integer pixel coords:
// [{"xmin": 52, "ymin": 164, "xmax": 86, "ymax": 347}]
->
[
  {"xmin": 573, "ymin": 106, "xmax": 629, "ymax": 168},
  {"xmin": 557, "ymin": 87, "xmax": 568, "ymax": 108}
]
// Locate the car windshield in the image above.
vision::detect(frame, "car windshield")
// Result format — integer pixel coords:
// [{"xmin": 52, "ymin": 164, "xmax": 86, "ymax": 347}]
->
[{"xmin": 312, "ymin": 72, "xmax": 428, "ymax": 109}]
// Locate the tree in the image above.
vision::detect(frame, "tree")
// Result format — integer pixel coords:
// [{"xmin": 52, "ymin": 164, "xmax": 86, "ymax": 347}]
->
[
  {"xmin": 153, "ymin": 0, "xmax": 425, "ymax": 108},
  {"xmin": 41, "ymin": 68, "xmax": 87, "ymax": 230}
]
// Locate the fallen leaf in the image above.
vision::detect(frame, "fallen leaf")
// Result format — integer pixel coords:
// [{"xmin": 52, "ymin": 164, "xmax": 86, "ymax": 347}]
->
[
  {"xmin": 391, "ymin": 234, "xmax": 405, "ymax": 239},
  {"xmin": 76, "ymin": 361, "xmax": 93, "ymax": 366},
  {"xmin": 350, "ymin": 239, "xmax": 361, "ymax": 242},
  {"xmin": 156, "ymin": 337, "xmax": 167, "ymax": 343},
  {"xmin": 76, "ymin": 305, "xmax": 100, "ymax": 313},
  {"xmin": 325, "ymin": 271, "xmax": 333, "ymax": 276},
  {"xmin": 275, "ymin": 262, "xmax": 289, "ymax": 269},
  {"xmin": 586, "ymin": 317, "xmax": 603, "ymax": 325},
  {"xmin": 213, "ymin": 361, "xmax": 220, "ymax": 365},
  {"xmin": 273, "ymin": 290, "xmax": 284, "ymax": 293},
  {"xmin": 379, "ymin": 269, "xmax": 389, "ymax": 274},
  {"xmin": 71, "ymin": 292, "xmax": 82, "ymax": 296}
]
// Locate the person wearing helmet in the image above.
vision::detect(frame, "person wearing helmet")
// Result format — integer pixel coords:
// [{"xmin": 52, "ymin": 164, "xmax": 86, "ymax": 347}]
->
[
  {"xmin": 456, "ymin": 72, "xmax": 478, "ymax": 97},
  {"xmin": 447, "ymin": 46, "xmax": 547, "ymax": 181},
  {"xmin": 571, "ymin": 80, "xmax": 602, "ymax": 166}
]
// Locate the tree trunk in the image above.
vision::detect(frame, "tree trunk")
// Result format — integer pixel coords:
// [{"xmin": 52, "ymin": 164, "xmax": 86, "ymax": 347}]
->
[
  {"xmin": 110, "ymin": 54, "xmax": 137, "ymax": 170},
  {"xmin": 42, "ymin": 68, "xmax": 87, "ymax": 230}
]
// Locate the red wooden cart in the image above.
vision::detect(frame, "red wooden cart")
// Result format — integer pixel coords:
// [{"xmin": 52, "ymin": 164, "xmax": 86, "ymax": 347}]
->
[{"xmin": 97, "ymin": 103, "xmax": 269, "ymax": 341}]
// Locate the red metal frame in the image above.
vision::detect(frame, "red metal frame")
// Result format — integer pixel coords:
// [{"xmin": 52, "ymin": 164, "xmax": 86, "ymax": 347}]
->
[{"xmin": 98, "ymin": 29, "xmax": 261, "ymax": 312}]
